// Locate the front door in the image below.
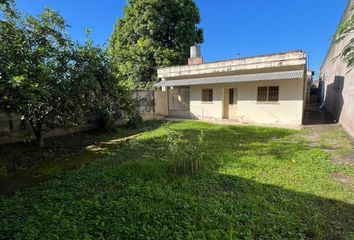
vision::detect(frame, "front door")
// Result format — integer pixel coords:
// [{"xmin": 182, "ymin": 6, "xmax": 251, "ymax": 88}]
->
[{"xmin": 223, "ymin": 88, "xmax": 237, "ymax": 119}]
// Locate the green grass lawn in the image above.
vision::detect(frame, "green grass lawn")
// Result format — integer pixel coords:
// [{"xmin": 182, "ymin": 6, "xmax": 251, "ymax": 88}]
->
[{"xmin": 1, "ymin": 121, "xmax": 354, "ymax": 239}]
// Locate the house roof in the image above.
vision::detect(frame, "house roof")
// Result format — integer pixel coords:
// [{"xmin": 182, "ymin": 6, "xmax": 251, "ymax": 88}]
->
[
  {"xmin": 154, "ymin": 70, "xmax": 304, "ymax": 87},
  {"xmin": 157, "ymin": 51, "xmax": 307, "ymax": 80}
]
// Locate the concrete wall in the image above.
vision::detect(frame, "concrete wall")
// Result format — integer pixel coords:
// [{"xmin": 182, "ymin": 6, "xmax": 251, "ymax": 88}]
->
[
  {"xmin": 131, "ymin": 90, "xmax": 155, "ymax": 120},
  {"xmin": 0, "ymin": 119, "xmax": 96, "ymax": 144},
  {"xmin": 158, "ymin": 51, "xmax": 306, "ymax": 79},
  {"xmin": 0, "ymin": 90, "xmax": 158, "ymax": 144},
  {"xmin": 154, "ymin": 90, "xmax": 168, "ymax": 116},
  {"xmin": 320, "ymin": 0, "xmax": 354, "ymax": 137},
  {"xmin": 0, "ymin": 109, "xmax": 98, "ymax": 144},
  {"xmin": 183, "ymin": 78, "xmax": 305, "ymax": 125}
]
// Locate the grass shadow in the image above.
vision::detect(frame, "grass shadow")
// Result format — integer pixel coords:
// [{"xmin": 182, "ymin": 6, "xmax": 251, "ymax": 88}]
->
[
  {"xmin": 0, "ymin": 120, "xmax": 166, "ymax": 195},
  {"xmin": 0, "ymin": 121, "xmax": 353, "ymax": 239}
]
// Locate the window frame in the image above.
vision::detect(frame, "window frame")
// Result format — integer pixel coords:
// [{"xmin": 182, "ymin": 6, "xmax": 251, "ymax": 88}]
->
[
  {"xmin": 257, "ymin": 86, "xmax": 279, "ymax": 103},
  {"xmin": 202, "ymin": 89, "xmax": 213, "ymax": 102},
  {"xmin": 229, "ymin": 88, "xmax": 234, "ymax": 104},
  {"xmin": 268, "ymin": 86, "xmax": 279, "ymax": 102},
  {"xmin": 257, "ymin": 86, "xmax": 268, "ymax": 102}
]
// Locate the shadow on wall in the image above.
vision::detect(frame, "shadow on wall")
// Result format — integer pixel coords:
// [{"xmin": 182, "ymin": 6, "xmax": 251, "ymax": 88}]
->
[
  {"xmin": 325, "ymin": 76, "xmax": 345, "ymax": 121},
  {"xmin": 302, "ymin": 76, "xmax": 343, "ymax": 126}
]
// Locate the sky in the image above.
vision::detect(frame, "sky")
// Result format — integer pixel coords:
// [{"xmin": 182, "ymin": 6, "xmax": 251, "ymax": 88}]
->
[{"xmin": 16, "ymin": 0, "xmax": 349, "ymax": 79}]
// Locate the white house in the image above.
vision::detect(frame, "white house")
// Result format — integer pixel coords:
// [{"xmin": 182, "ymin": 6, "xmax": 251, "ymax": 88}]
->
[{"xmin": 154, "ymin": 46, "xmax": 307, "ymax": 126}]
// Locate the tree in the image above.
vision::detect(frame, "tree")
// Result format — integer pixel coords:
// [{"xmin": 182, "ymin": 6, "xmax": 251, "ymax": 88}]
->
[
  {"xmin": 0, "ymin": 0, "xmax": 11, "ymax": 5},
  {"xmin": 108, "ymin": 0, "xmax": 203, "ymax": 89},
  {"xmin": 0, "ymin": 0, "xmax": 15, "ymax": 17},
  {"xmin": 72, "ymin": 32, "xmax": 136, "ymax": 131},
  {"xmin": 0, "ymin": 4, "xmax": 73, "ymax": 146},
  {"xmin": 0, "ymin": 3, "xmax": 132, "ymax": 146},
  {"xmin": 336, "ymin": 4, "xmax": 354, "ymax": 68}
]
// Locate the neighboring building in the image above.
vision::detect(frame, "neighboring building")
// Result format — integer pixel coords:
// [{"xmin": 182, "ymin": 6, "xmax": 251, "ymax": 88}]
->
[
  {"xmin": 154, "ymin": 47, "xmax": 307, "ymax": 126},
  {"xmin": 320, "ymin": 0, "xmax": 354, "ymax": 137},
  {"xmin": 306, "ymin": 70, "xmax": 315, "ymax": 104},
  {"xmin": 312, "ymin": 80, "xmax": 320, "ymax": 88},
  {"xmin": 307, "ymin": 70, "xmax": 315, "ymax": 93}
]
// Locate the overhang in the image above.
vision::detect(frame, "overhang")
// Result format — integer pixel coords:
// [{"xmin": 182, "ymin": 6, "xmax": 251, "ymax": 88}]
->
[{"xmin": 154, "ymin": 70, "xmax": 304, "ymax": 87}]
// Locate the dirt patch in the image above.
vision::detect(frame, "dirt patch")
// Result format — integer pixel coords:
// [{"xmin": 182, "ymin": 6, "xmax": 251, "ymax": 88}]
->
[
  {"xmin": 303, "ymin": 124, "xmax": 354, "ymax": 168},
  {"xmin": 306, "ymin": 134, "xmax": 321, "ymax": 142},
  {"xmin": 305, "ymin": 133, "xmax": 321, "ymax": 147},
  {"xmin": 332, "ymin": 154, "xmax": 354, "ymax": 167},
  {"xmin": 332, "ymin": 173, "xmax": 354, "ymax": 186}
]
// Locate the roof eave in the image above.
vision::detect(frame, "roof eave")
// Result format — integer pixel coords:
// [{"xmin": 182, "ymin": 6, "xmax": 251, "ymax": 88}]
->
[{"xmin": 154, "ymin": 70, "xmax": 305, "ymax": 88}]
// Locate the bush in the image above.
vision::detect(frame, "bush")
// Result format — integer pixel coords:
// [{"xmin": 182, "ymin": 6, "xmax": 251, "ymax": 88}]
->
[
  {"xmin": 96, "ymin": 106, "xmax": 143, "ymax": 131},
  {"xmin": 96, "ymin": 109, "xmax": 123, "ymax": 131},
  {"xmin": 126, "ymin": 107, "xmax": 143, "ymax": 128},
  {"xmin": 165, "ymin": 124, "xmax": 215, "ymax": 176}
]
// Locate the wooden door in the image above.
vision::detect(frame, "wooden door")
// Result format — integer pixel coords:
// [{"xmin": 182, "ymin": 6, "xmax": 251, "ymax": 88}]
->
[
  {"xmin": 223, "ymin": 88, "xmax": 229, "ymax": 119},
  {"xmin": 224, "ymin": 88, "xmax": 237, "ymax": 119},
  {"xmin": 228, "ymin": 88, "xmax": 237, "ymax": 119}
]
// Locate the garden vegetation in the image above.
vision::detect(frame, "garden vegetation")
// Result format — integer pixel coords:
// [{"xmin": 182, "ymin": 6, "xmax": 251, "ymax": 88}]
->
[
  {"xmin": 1, "ymin": 121, "xmax": 353, "ymax": 239},
  {"xmin": 108, "ymin": 0, "xmax": 203, "ymax": 89},
  {"xmin": 0, "ymin": 1, "xmax": 135, "ymax": 147}
]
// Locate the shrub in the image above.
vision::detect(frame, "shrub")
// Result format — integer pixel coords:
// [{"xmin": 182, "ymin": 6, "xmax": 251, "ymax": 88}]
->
[
  {"xmin": 96, "ymin": 109, "xmax": 123, "ymax": 131},
  {"xmin": 126, "ymin": 108, "xmax": 143, "ymax": 128},
  {"xmin": 165, "ymin": 124, "xmax": 214, "ymax": 176}
]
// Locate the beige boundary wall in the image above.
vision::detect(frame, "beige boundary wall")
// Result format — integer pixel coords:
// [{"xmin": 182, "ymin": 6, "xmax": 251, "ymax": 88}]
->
[
  {"xmin": 0, "ymin": 90, "xmax": 160, "ymax": 144},
  {"xmin": 0, "ymin": 120, "xmax": 96, "ymax": 145},
  {"xmin": 188, "ymin": 78, "xmax": 305, "ymax": 125},
  {"xmin": 131, "ymin": 90, "xmax": 155, "ymax": 120},
  {"xmin": 154, "ymin": 91, "xmax": 168, "ymax": 117},
  {"xmin": 320, "ymin": 0, "xmax": 354, "ymax": 137}
]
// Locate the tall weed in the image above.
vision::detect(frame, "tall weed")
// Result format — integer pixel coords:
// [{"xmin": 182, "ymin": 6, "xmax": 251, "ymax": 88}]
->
[{"xmin": 165, "ymin": 124, "xmax": 215, "ymax": 176}]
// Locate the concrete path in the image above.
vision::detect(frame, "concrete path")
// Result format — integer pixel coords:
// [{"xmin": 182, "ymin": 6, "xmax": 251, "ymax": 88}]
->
[{"xmin": 302, "ymin": 102, "xmax": 337, "ymax": 125}]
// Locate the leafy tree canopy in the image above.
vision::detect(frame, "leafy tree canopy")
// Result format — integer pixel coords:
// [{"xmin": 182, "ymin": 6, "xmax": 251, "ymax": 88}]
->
[
  {"xmin": 0, "ymin": 0, "xmax": 12, "ymax": 5},
  {"xmin": 0, "ymin": 3, "xmax": 132, "ymax": 146},
  {"xmin": 336, "ymin": 4, "xmax": 354, "ymax": 68},
  {"xmin": 109, "ymin": 0, "xmax": 203, "ymax": 89}
]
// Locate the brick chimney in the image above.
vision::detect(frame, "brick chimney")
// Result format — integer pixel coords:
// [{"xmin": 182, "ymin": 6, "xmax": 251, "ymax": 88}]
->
[{"xmin": 188, "ymin": 45, "xmax": 203, "ymax": 65}]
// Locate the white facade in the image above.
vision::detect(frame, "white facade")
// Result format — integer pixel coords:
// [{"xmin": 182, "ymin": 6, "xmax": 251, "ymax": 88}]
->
[
  {"xmin": 156, "ymin": 51, "xmax": 307, "ymax": 126},
  {"xmin": 187, "ymin": 79, "xmax": 304, "ymax": 125}
]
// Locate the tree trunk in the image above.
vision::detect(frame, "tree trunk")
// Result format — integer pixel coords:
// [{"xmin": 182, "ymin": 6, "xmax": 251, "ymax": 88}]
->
[
  {"xmin": 35, "ymin": 131, "xmax": 45, "ymax": 147},
  {"xmin": 31, "ymin": 122, "xmax": 44, "ymax": 147}
]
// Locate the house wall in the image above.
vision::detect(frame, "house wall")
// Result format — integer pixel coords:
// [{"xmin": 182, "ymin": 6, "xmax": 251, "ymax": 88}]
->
[
  {"xmin": 237, "ymin": 79, "xmax": 304, "ymax": 125},
  {"xmin": 190, "ymin": 86, "xmax": 223, "ymax": 119},
  {"xmin": 320, "ymin": 0, "xmax": 354, "ymax": 137},
  {"xmin": 187, "ymin": 78, "xmax": 305, "ymax": 125}
]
